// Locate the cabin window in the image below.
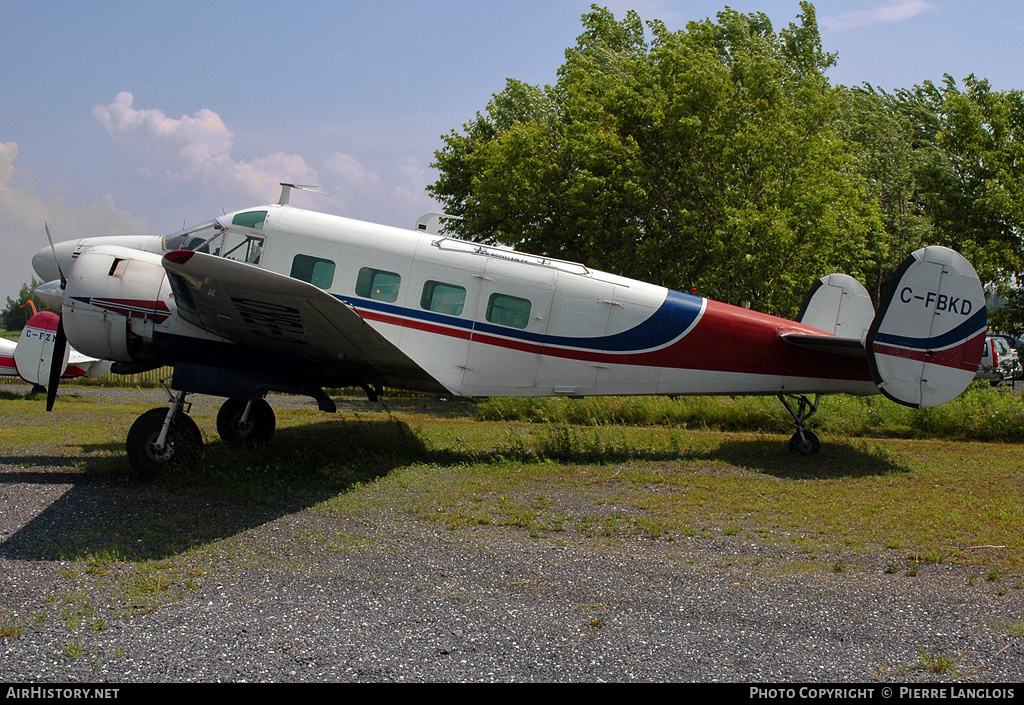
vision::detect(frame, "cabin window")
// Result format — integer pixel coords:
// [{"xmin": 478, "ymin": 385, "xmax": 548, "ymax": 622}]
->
[
  {"xmin": 232, "ymin": 210, "xmax": 267, "ymax": 230},
  {"xmin": 290, "ymin": 254, "xmax": 336, "ymax": 289},
  {"xmin": 420, "ymin": 281, "xmax": 466, "ymax": 316},
  {"xmin": 486, "ymin": 293, "xmax": 531, "ymax": 329},
  {"xmin": 355, "ymin": 267, "xmax": 401, "ymax": 303}
]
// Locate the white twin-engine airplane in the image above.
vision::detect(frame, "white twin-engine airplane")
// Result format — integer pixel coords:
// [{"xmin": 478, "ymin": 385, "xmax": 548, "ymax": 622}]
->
[
  {"xmin": 31, "ymin": 184, "xmax": 987, "ymax": 478},
  {"xmin": 0, "ymin": 307, "xmax": 111, "ymax": 387}
]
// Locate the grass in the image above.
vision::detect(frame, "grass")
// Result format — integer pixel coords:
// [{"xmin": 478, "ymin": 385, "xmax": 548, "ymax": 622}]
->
[
  {"xmin": 909, "ymin": 648, "xmax": 959, "ymax": 676},
  {"xmin": 1, "ymin": 384, "xmax": 1022, "ymax": 648},
  {"xmin": 2, "ymin": 389, "xmax": 1022, "ymax": 571},
  {"xmin": 0, "ymin": 618, "xmax": 25, "ymax": 638},
  {"xmin": 476, "ymin": 382, "xmax": 1024, "ymax": 443},
  {"xmin": 993, "ymin": 619, "xmax": 1024, "ymax": 637}
]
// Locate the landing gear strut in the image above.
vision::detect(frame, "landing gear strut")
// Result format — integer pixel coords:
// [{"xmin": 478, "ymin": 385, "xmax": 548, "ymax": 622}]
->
[
  {"xmin": 126, "ymin": 389, "xmax": 203, "ymax": 478},
  {"xmin": 778, "ymin": 393, "xmax": 822, "ymax": 456},
  {"xmin": 217, "ymin": 396, "xmax": 276, "ymax": 448}
]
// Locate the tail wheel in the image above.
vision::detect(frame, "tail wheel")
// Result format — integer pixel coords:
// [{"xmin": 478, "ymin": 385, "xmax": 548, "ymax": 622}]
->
[
  {"xmin": 216, "ymin": 397, "xmax": 276, "ymax": 448},
  {"xmin": 126, "ymin": 408, "xmax": 204, "ymax": 479}
]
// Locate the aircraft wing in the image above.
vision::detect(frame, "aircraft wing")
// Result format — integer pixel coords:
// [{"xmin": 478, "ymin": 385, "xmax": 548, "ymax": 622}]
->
[
  {"xmin": 161, "ymin": 250, "xmax": 449, "ymax": 393},
  {"xmin": 780, "ymin": 332, "xmax": 866, "ymax": 358}
]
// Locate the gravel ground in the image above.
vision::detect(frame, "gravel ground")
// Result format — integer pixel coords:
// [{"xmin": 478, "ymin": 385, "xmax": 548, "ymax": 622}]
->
[{"xmin": 0, "ymin": 387, "xmax": 1021, "ymax": 683}]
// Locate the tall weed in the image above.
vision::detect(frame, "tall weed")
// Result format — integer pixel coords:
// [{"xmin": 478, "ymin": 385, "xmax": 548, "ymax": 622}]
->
[{"xmin": 476, "ymin": 383, "xmax": 1024, "ymax": 442}]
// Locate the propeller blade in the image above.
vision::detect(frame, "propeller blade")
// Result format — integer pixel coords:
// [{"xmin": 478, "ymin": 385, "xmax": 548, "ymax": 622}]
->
[
  {"xmin": 45, "ymin": 315, "xmax": 67, "ymax": 412},
  {"xmin": 44, "ymin": 222, "xmax": 67, "ymax": 289}
]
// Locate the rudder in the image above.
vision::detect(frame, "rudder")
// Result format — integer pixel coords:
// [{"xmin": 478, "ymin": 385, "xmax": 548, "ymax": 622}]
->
[{"xmin": 866, "ymin": 246, "xmax": 987, "ymax": 408}]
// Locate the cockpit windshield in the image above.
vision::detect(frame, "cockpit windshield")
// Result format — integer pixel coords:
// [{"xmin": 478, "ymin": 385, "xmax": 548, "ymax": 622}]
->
[
  {"xmin": 161, "ymin": 218, "xmax": 266, "ymax": 266},
  {"xmin": 162, "ymin": 221, "xmax": 220, "ymax": 253}
]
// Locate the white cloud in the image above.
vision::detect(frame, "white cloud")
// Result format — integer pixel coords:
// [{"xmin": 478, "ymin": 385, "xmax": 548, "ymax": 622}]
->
[
  {"xmin": 0, "ymin": 140, "xmax": 148, "ymax": 296},
  {"xmin": 93, "ymin": 91, "xmax": 318, "ymax": 206},
  {"xmin": 821, "ymin": 1, "xmax": 936, "ymax": 32},
  {"xmin": 393, "ymin": 155, "xmax": 433, "ymax": 207},
  {"xmin": 0, "ymin": 142, "xmax": 16, "ymax": 191},
  {"xmin": 94, "ymin": 91, "xmax": 233, "ymax": 171},
  {"xmin": 323, "ymin": 152, "xmax": 380, "ymax": 188},
  {"xmin": 90, "ymin": 91, "xmax": 440, "ymax": 224}
]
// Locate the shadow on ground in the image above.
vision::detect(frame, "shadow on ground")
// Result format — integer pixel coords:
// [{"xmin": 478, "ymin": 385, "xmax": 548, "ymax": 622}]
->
[
  {"xmin": 0, "ymin": 415, "xmax": 911, "ymax": 563},
  {"xmin": 0, "ymin": 416, "xmax": 428, "ymax": 562},
  {"xmin": 710, "ymin": 438, "xmax": 913, "ymax": 479}
]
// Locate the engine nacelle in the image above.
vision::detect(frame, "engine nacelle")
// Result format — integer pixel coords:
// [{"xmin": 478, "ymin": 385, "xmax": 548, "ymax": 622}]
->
[{"xmin": 61, "ymin": 246, "xmax": 172, "ymax": 363}]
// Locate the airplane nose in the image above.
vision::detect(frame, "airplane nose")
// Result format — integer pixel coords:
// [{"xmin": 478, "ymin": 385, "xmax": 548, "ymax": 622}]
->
[
  {"xmin": 34, "ymin": 280, "xmax": 65, "ymax": 308},
  {"xmin": 32, "ymin": 240, "xmax": 79, "ymax": 282},
  {"xmin": 31, "ymin": 246, "xmax": 56, "ymax": 281}
]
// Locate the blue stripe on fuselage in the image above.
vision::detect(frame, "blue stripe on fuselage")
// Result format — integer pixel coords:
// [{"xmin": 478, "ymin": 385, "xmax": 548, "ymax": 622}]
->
[{"xmin": 337, "ymin": 288, "xmax": 705, "ymax": 353}]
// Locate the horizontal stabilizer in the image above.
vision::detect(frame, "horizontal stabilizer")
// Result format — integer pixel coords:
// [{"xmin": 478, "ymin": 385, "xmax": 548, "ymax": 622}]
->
[
  {"xmin": 780, "ymin": 333, "xmax": 865, "ymax": 358},
  {"xmin": 867, "ymin": 246, "xmax": 986, "ymax": 408}
]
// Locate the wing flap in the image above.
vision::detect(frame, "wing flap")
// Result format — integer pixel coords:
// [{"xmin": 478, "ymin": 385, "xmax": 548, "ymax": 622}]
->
[{"xmin": 162, "ymin": 250, "xmax": 449, "ymax": 393}]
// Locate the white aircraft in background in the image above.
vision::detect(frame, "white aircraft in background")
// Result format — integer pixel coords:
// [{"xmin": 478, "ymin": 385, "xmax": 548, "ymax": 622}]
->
[
  {"xmin": 31, "ymin": 184, "xmax": 987, "ymax": 478},
  {"xmin": 0, "ymin": 304, "xmax": 111, "ymax": 389}
]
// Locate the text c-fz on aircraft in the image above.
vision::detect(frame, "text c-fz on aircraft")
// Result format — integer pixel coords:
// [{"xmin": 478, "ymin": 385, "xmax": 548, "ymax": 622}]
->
[{"xmin": 31, "ymin": 184, "xmax": 987, "ymax": 477}]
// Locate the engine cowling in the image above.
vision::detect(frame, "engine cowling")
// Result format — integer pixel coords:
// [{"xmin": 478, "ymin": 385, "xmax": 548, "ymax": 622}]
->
[{"xmin": 61, "ymin": 246, "xmax": 172, "ymax": 363}]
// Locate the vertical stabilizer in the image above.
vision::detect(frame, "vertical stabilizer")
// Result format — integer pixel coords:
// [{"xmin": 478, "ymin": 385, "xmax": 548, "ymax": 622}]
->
[
  {"xmin": 13, "ymin": 311, "xmax": 70, "ymax": 386},
  {"xmin": 866, "ymin": 246, "xmax": 987, "ymax": 407},
  {"xmin": 797, "ymin": 273, "xmax": 874, "ymax": 339}
]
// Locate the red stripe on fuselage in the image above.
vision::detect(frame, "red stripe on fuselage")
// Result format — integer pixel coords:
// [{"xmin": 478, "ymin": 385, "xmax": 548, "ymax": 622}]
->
[
  {"xmin": 360, "ymin": 309, "xmax": 474, "ymax": 341},
  {"xmin": 643, "ymin": 301, "xmax": 873, "ymax": 380},
  {"xmin": 360, "ymin": 299, "xmax": 873, "ymax": 381},
  {"xmin": 89, "ymin": 298, "xmax": 171, "ymax": 324}
]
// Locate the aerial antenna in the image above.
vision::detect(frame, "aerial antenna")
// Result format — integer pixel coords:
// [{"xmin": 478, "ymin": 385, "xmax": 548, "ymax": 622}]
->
[{"xmin": 278, "ymin": 183, "xmax": 322, "ymax": 206}]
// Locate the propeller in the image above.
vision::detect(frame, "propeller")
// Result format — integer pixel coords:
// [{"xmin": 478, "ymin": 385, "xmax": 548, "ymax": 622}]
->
[{"xmin": 43, "ymin": 223, "xmax": 68, "ymax": 411}]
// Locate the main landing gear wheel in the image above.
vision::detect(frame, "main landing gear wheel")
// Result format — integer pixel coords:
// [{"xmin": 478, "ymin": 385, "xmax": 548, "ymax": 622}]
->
[
  {"xmin": 217, "ymin": 397, "xmax": 276, "ymax": 448},
  {"xmin": 789, "ymin": 429, "xmax": 821, "ymax": 456},
  {"xmin": 778, "ymin": 393, "xmax": 823, "ymax": 456},
  {"xmin": 126, "ymin": 408, "xmax": 204, "ymax": 479}
]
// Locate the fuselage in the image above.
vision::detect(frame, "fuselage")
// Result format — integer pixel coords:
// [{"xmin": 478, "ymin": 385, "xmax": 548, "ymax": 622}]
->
[{"xmin": 43, "ymin": 202, "xmax": 879, "ymax": 398}]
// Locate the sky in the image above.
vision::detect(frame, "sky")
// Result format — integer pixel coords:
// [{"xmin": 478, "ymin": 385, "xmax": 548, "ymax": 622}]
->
[{"xmin": 1, "ymin": 0, "xmax": 1022, "ymax": 301}]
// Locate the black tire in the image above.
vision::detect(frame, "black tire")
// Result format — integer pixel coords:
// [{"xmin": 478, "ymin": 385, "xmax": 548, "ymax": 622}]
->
[
  {"xmin": 216, "ymin": 397, "xmax": 276, "ymax": 448},
  {"xmin": 789, "ymin": 430, "xmax": 821, "ymax": 456},
  {"xmin": 126, "ymin": 408, "xmax": 204, "ymax": 479}
]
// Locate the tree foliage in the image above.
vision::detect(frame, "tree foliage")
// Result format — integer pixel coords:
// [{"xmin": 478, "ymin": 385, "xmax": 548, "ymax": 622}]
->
[
  {"xmin": 431, "ymin": 3, "xmax": 1024, "ymax": 326},
  {"xmin": 431, "ymin": 3, "xmax": 883, "ymax": 316},
  {"xmin": 896, "ymin": 77, "xmax": 1024, "ymax": 333},
  {"xmin": 833, "ymin": 85, "xmax": 933, "ymax": 301},
  {"xmin": 0, "ymin": 278, "xmax": 49, "ymax": 332}
]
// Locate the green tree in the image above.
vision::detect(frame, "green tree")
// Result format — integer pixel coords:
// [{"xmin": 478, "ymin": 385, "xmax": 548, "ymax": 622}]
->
[
  {"xmin": 834, "ymin": 85, "xmax": 933, "ymax": 301},
  {"xmin": 430, "ymin": 3, "xmax": 884, "ymax": 316},
  {"xmin": 891, "ymin": 76, "xmax": 1024, "ymax": 333},
  {"xmin": 1, "ymin": 278, "xmax": 49, "ymax": 332}
]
